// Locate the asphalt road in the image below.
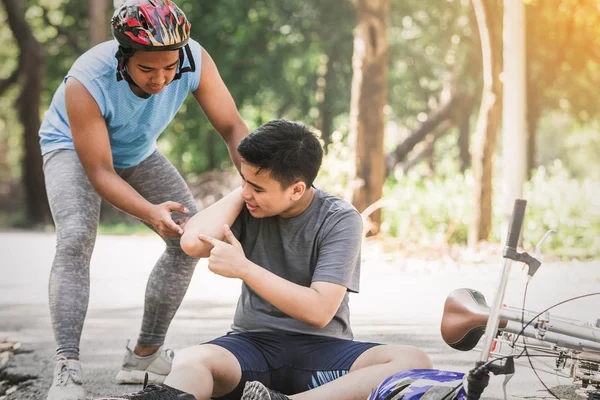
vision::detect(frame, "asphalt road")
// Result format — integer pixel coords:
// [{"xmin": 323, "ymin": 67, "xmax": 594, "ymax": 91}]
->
[{"xmin": 1, "ymin": 232, "xmax": 599, "ymax": 399}]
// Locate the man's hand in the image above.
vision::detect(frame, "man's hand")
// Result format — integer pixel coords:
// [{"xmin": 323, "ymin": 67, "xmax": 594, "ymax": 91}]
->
[
  {"xmin": 198, "ymin": 224, "xmax": 248, "ymax": 279},
  {"xmin": 148, "ymin": 201, "xmax": 189, "ymax": 238}
]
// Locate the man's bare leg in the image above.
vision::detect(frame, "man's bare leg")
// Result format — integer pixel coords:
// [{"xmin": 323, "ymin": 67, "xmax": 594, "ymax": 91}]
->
[
  {"xmin": 165, "ymin": 344, "xmax": 242, "ymax": 400},
  {"xmin": 289, "ymin": 345, "xmax": 432, "ymax": 400}
]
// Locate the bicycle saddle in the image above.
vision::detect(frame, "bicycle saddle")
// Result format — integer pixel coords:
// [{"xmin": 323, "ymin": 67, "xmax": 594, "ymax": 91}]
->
[{"xmin": 440, "ymin": 288, "xmax": 507, "ymax": 351}]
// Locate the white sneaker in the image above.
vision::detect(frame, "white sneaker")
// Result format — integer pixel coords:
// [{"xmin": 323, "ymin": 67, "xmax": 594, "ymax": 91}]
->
[
  {"xmin": 115, "ymin": 341, "xmax": 174, "ymax": 384},
  {"xmin": 46, "ymin": 359, "xmax": 85, "ymax": 400}
]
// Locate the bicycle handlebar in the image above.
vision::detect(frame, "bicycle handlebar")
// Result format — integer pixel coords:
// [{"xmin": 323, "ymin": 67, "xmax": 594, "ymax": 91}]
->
[{"xmin": 506, "ymin": 199, "xmax": 527, "ymax": 250}]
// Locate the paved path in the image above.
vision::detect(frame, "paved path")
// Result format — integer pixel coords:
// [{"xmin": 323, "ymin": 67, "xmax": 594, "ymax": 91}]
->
[{"xmin": 1, "ymin": 232, "xmax": 599, "ymax": 399}]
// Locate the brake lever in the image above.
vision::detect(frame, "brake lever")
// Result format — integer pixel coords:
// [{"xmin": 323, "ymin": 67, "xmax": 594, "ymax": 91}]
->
[
  {"xmin": 502, "ymin": 372, "xmax": 514, "ymax": 400},
  {"xmin": 534, "ymin": 229, "xmax": 556, "ymax": 262},
  {"xmin": 525, "ymin": 229, "xmax": 556, "ymax": 278}
]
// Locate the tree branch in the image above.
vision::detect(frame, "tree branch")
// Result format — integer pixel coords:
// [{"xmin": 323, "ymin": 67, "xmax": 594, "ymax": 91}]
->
[
  {"xmin": 2, "ymin": 0, "xmax": 31, "ymax": 43},
  {"xmin": 0, "ymin": 0, "xmax": 28, "ymax": 97},
  {"xmin": 0, "ymin": 68, "xmax": 20, "ymax": 98},
  {"xmin": 403, "ymin": 120, "xmax": 453, "ymax": 174},
  {"xmin": 385, "ymin": 89, "xmax": 464, "ymax": 172}
]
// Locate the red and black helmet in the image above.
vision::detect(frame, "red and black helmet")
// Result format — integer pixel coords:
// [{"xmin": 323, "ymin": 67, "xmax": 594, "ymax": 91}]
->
[{"xmin": 111, "ymin": 0, "xmax": 191, "ymax": 51}]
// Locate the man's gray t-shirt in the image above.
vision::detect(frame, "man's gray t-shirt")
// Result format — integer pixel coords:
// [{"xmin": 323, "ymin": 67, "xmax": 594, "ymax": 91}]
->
[{"xmin": 230, "ymin": 188, "xmax": 362, "ymax": 340}]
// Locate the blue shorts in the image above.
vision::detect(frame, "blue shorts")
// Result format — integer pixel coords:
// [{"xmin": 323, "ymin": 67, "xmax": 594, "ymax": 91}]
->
[{"xmin": 207, "ymin": 331, "xmax": 380, "ymax": 399}]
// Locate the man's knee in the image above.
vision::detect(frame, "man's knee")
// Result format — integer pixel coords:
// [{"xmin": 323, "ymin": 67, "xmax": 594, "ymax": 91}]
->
[
  {"xmin": 172, "ymin": 345, "xmax": 208, "ymax": 371},
  {"xmin": 401, "ymin": 346, "xmax": 432, "ymax": 369},
  {"xmin": 384, "ymin": 345, "xmax": 432, "ymax": 370},
  {"xmin": 171, "ymin": 344, "xmax": 241, "ymax": 383},
  {"xmin": 352, "ymin": 344, "xmax": 433, "ymax": 371},
  {"xmin": 172, "ymin": 344, "xmax": 228, "ymax": 372}
]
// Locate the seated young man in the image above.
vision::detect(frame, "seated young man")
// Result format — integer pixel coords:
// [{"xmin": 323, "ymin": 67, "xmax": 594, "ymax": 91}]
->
[{"xmin": 99, "ymin": 120, "xmax": 431, "ymax": 400}]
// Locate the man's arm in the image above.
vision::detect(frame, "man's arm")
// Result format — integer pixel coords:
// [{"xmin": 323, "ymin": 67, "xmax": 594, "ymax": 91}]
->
[
  {"xmin": 180, "ymin": 187, "xmax": 245, "ymax": 258},
  {"xmin": 198, "ymin": 227, "xmax": 349, "ymax": 329},
  {"xmin": 193, "ymin": 48, "xmax": 248, "ymax": 172},
  {"xmin": 66, "ymin": 78, "xmax": 187, "ymax": 238},
  {"xmin": 244, "ymin": 260, "xmax": 348, "ymax": 328}
]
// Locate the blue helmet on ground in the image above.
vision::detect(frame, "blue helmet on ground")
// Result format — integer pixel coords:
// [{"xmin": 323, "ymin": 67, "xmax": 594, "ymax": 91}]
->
[{"xmin": 368, "ymin": 369, "xmax": 466, "ymax": 400}]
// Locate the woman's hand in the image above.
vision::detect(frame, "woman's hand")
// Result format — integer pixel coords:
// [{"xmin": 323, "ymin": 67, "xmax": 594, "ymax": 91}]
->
[{"xmin": 147, "ymin": 201, "xmax": 190, "ymax": 238}]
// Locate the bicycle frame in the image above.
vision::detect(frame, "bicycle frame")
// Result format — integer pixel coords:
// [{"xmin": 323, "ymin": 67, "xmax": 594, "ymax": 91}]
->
[
  {"xmin": 467, "ymin": 199, "xmax": 600, "ymax": 399},
  {"xmin": 498, "ymin": 306, "xmax": 600, "ymax": 352},
  {"xmin": 478, "ymin": 199, "xmax": 527, "ymax": 365}
]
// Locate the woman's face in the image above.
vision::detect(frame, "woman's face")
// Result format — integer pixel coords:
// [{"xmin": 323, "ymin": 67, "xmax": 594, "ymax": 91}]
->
[{"xmin": 126, "ymin": 50, "xmax": 180, "ymax": 96}]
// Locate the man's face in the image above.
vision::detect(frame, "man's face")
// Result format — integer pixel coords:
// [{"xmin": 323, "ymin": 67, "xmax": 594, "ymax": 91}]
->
[
  {"xmin": 240, "ymin": 162, "xmax": 298, "ymax": 218},
  {"xmin": 126, "ymin": 50, "xmax": 180, "ymax": 95}
]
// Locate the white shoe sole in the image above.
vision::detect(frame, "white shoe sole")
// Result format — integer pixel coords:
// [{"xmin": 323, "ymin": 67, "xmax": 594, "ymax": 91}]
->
[
  {"xmin": 242, "ymin": 381, "xmax": 271, "ymax": 400},
  {"xmin": 115, "ymin": 369, "xmax": 166, "ymax": 384}
]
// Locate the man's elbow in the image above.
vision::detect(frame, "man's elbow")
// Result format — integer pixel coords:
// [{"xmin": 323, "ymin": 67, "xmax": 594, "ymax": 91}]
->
[
  {"xmin": 307, "ymin": 312, "xmax": 335, "ymax": 329},
  {"xmin": 180, "ymin": 231, "xmax": 210, "ymax": 258}
]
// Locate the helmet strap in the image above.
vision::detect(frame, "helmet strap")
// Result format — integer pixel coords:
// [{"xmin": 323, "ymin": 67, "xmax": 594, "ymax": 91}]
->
[
  {"xmin": 114, "ymin": 44, "xmax": 196, "ymax": 93},
  {"xmin": 172, "ymin": 44, "xmax": 196, "ymax": 82},
  {"xmin": 115, "ymin": 46, "xmax": 134, "ymax": 84}
]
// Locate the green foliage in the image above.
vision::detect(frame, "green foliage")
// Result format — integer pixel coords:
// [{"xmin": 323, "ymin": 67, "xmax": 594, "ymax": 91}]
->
[
  {"xmin": 387, "ymin": 0, "xmax": 473, "ymax": 130},
  {"xmin": 0, "ymin": 6, "xmax": 22, "ymax": 181},
  {"xmin": 158, "ymin": 0, "xmax": 355, "ymax": 177},
  {"xmin": 1, "ymin": 0, "xmax": 89, "ymax": 184},
  {"xmin": 313, "ymin": 121, "xmax": 352, "ymax": 198},
  {"xmin": 0, "ymin": 0, "xmax": 598, "ymax": 258},
  {"xmin": 380, "ymin": 170, "xmax": 474, "ymax": 246},
  {"xmin": 521, "ymin": 161, "xmax": 600, "ymax": 259},
  {"xmin": 376, "ymin": 162, "xmax": 599, "ymax": 259},
  {"xmin": 537, "ymin": 112, "xmax": 600, "ymax": 181},
  {"xmin": 97, "ymin": 221, "xmax": 153, "ymax": 236}
]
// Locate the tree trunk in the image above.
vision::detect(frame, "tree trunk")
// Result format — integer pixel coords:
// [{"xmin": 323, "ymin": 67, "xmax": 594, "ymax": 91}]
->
[
  {"xmin": 526, "ymin": 96, "xmax": 540, "ymax": 179},
  {"xmin": 457, "ymin": 100, "xmax": 472, "ymax": 173},
  {"xmin": 2, "ymin": 0, "xmax": 51, "ymax": 225},
  {"xmin": 316, "ymin": 55, "xmax": 335, "ymax": 151},
  {"xmin": 20, "ymin": 47, "xmax": 47, "ymax": 225},
  {"xmin": 348, "ymin": 0, "xmax": 389, "ymax": 233},
  {"xmin": 457, "ymin": 5, "xmax": 483, "ymax": 175},
  {"xmin": 89, "ymin": 0, "xmax": 110, "ymax": 48},
  {"xmin": 468, "ymin": 0, "xmax": 503, "ymax": 247},
  {"xmin": 525, "ymin": 3, "xmax": 540, "ymax": 179}
]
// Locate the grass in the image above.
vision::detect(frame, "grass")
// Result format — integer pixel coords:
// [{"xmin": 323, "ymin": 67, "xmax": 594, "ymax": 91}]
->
[{"xmin": 97, "ymin": 221, "xmax": 154, "ymax": 236}]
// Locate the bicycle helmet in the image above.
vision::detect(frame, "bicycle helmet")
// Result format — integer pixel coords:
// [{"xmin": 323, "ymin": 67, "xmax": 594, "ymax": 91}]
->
[
  {"xmin": 368, "ymin": 369, "xmax": 467, "ymax": 400},
  {"xmin": 111, "ymin": 0, "xmax": 191, "ymax": 51},
  {"xmin": 111, "ymin": 0, "xmax": 196, "ymax": 88}
]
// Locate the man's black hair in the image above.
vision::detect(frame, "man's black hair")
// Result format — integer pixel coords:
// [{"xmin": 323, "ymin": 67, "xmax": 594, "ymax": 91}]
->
[{"xmin": 237, "ymin": 120, "xmax": 323, "ymax": 188}]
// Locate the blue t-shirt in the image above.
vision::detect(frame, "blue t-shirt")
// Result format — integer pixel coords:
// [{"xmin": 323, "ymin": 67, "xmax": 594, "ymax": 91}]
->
[{"xmin": 39, "ymin": 39, "xmax": 202, "ymax": 168}]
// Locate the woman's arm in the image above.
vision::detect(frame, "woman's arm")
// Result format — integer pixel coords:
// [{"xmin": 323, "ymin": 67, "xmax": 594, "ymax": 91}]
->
[
  {"xmin": 193, "ymin": 48, "xmax": 248, "ymax": 172},
  {"xmin": 66, "ymin": 77, "xmax": 187, "ymax": 238}
]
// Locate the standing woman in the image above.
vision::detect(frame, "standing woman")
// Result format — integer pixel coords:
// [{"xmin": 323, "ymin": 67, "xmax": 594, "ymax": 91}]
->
[{"xmin": 38, "ymin": 1, "xmax": 248, "ymax": 399}]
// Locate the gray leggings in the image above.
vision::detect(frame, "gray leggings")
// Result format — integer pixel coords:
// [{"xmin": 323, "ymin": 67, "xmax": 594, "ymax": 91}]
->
[{"xmin": 43, "ymin": 149, "xmax": 199, "ymax": 359}]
